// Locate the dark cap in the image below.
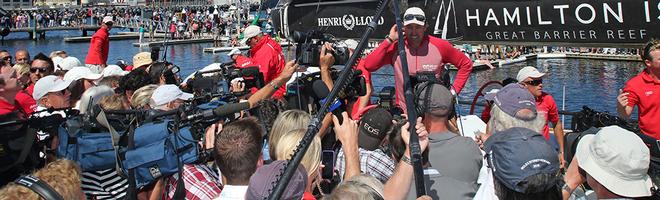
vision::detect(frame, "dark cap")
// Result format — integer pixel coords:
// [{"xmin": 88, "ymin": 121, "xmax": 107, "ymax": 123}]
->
[
  {"xmin": 358, "ymin": 107, "xmax": 393, "ymax": 151},
  {"xmin": 484, "ymin": 127, "xmax": 559, "ymax": 193},
  {"xmin": 246, "ymin": 160, "xmax": 308, "ymax": 200},
  {"xmin": 417, "ymin": 83, "xmax": 453, "ymax": 116},
  {"xmin": 493, "ymin": 84, "xmax": 537, "ymax": 120}
]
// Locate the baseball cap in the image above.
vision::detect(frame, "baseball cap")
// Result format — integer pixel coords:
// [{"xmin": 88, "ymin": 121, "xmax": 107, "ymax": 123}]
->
[
  {"xmin": 63, "ymin": 67, "xmax": 103, "ymax": 82},
  {"xmin": 358, "ymin": 107, "xmax": 393, "ymax": 151},
  {"xmin": 576, "ymin": 126, "xmax": 652, "ymax": 197},
  {"xmin": 403, "ymin": 7, "xmax": 425, "ymax": 26},
  {"xmin": 102, "ymin": 65, "xmax": 128, "ymax": 77},
  {"xmin": 102, "ymin": 16, "xmax": 113, "ymax": 24},
  {"xmin": 493, "ymin": 84, "xmax": 537, "ymax": 120},
  {"xmin": 150, "ymin": 84, "xmax": 193, "ymax": 106},
  {"xmin": 246, "ymin": 160, "xmax": 307, "ymax": 200},
  {"xmin": 57, "ymin": 56, "xmax": 83, "ymax": 71},
  {"xmin": 485, "ymin": 127, "xmax": 560, "ymax": 193},
  {"xmin": 133, "ymin": 52, "xmax": 153, "ymax": 69},
  {"xmin": 226, "ymin": 48, "xmax": 242, "ymax": 56},
  {"xmin": 516, "ymin": 66, "xmax": 546, "ymax": 82},
  {"xmin": 240, "ymin": 25, "xmax": 262, "ymax": 45},
  {"xmin": 52, "ymin": 56, "xmax": 64, "ymax": 71},
  {"xmin": 33, "ymin": 75, "xmax": 73, "ymax": 100},
  {"xmin": 417, "ymin": 83, "xmax": 453, "ymax": 116}
]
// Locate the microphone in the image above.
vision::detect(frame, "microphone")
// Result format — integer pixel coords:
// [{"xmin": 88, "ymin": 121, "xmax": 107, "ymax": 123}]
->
[
  {"xmin": 312, "ymin": 80, "xmax": 345, "ymax": 124},
  {"xmin": 186, "ymin": 101, "xmax": 251, "ymax": 121}
]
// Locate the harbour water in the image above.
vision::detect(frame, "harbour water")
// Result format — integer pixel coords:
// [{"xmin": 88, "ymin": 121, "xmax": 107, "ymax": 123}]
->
[{"xmin": 2, "ymin": 30, "xmax": 643, "ymax": 126}]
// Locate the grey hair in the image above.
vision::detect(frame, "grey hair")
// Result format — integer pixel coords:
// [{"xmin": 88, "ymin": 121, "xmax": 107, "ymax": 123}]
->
[
  {"xmin": 131, "ymin": 84, "xmax": 158, "ymax": 109},
  {"xmin": 323, "ymin": 174, "xmax": 384, "ymax": 200},
  {"xmin": 488, "ymin": 103, "xmax": 546, "ymax": 134},
  {"xmin": 78, "ymin": 85, "xmax": 115, "ymax": 114}
]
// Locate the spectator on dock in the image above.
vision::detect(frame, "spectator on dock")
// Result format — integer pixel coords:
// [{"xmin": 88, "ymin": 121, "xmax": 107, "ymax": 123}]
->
[
  {"xmin": 516, "ymin": 66, "xmax": 566, "ymax": 168},
  {"xmin": 85, "ymin": 16, "xmax": 113, "ymax": 74},
  {"xmin": 618, "ymin": 39, "xmax": 660, "ymax": 139}
]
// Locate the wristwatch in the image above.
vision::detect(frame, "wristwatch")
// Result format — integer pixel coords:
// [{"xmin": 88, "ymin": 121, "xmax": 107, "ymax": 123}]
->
[
  {"xmin": 401, "ymin": 155, "xmax": 412, "ymax": 165},
  {"xmin": 385, "ymin": 35, "xmax": 394, "ymax": 43},
  {"xmin": 269, "ymin": 81, "xmax": 279, "ymax": 90}
]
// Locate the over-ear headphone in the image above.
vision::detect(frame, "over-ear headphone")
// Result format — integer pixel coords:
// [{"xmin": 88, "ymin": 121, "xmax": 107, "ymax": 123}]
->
[
  {"xmin": 14, "ymin": 175, "xmax": 64, "ymax": 200},
  {"xmin": 413, "ymin": 82, "xmax": 434, "ymax": 116}
]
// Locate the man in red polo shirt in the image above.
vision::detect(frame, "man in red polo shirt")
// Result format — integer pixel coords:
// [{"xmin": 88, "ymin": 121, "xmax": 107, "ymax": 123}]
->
[
  {"xmin": 517, "ymin": 66, "xmax": 566, "ymax": 168},
  {"xmin": 618, "ymin": 39, "xmax": 660, "ymax": 139}
]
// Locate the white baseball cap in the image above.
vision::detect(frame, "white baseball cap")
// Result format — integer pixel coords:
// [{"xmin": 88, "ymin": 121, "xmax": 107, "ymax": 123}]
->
[
  {"xmin": 102, "ymin": 16, "xmax": 114, "ymax": 24},
  {"xmin": 63, "ymin": 67, "xmax": 103, "ymax": 82},
  {"xmin": 240, "ymin": 25, "xmax": 262, "ymax": 45},
  {"xmin": 227, "ymin": 48, "xmax": 242, "ymax": 56},
  {"xmin": 403, "ymin": 7, "xmax": 425, "ymax": 26},
  {"xmin": 516, "ymin": 66, "xmax": 546, "ymax": 82},
  {"xmin": 102, "ymin": 65, "xmax": 128, "ymax": 77},
  {"xmin": 150, "ymin": 84, "xmax": 194, "ymax": 106},
  {"xmin": 57, "ymin": 56, "xmax": 83, "ymax": 71},
  {"xmin": 33, "ymin": 75, "xmax": 73, "ymax": 101},
  {"xmin": 52, "ymin": 57, "xmax": 64, "ymax": 71},
  {"xmin": 343, "ymin": 39, "xmax": 358, "ymax": 50},
  {"xmin": 576, "ymin": 126, "xmax": 653, "ymax": 197}
]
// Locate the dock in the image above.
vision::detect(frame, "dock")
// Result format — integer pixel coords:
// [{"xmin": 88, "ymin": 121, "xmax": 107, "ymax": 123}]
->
[
  {"xmin": 132, "ymin": 38, "xmax": 214, "ymax": 47},
  {"xmin": 450, "ymin": 52, "xmax": 641, "ymax": 71},
  {"xmin": 203, "ymin": 42, "xmax": 292, "ymax": 53},
  {"xmin": 65, "ymin": 32, "xmax": 168, "ymax": 43}
]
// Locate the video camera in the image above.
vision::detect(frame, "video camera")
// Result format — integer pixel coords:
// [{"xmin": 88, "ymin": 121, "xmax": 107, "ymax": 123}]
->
[
  {"xmin": 185, "ymin": 62, "xmax": 265, "ymax": 95},
  {"xmin": 292, "ymin": 30, "xmax": 350, "ymax": 66}
]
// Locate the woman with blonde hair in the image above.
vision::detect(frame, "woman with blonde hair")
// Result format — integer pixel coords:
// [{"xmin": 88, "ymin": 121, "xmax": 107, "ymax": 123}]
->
[
  {"xmin": 0, "ymin": 159, "xmax": 84, "ymax": 200},
  {"xmin": 130, "ymin": 84, "xmax": 158, "ymax": 109},
  {"xmin": 268, "ymin": 109, "xmax": 311, "ymax": 160},
  {"xmin": 274, "ymin": 128, "xmax": 321, "ymax": 199}
]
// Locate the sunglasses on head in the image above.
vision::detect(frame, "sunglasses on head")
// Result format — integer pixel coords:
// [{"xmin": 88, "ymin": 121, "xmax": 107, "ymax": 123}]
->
[
  {"xmin": 524, "ymin": 79, "xmax": 543, "ymax": 86},
  {"xmin": 404, "ymin": 14, "xmax": 425, "ymax": 22},
  {"xmin": 30, "ymin": 68, "xmax": 48, "ymax": 73}
]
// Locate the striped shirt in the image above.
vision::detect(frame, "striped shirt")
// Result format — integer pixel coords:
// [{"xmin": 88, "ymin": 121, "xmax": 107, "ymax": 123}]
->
[
  {"xmin": 335, "ymin": 148, "xmax": 395, "ymax": 183},
  {"xmin": 162, "ymin": 164, "xmax": 222, "ymax": 200},
  {"xmin": 81, "ymin": 169, "xmax": 128, "ymax": 200}
]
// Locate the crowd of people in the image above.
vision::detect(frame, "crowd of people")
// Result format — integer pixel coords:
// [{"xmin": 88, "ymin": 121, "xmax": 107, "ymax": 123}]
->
[{"xmin": 0, "ymin": 6, "xmax": 659, "ymax": 200}]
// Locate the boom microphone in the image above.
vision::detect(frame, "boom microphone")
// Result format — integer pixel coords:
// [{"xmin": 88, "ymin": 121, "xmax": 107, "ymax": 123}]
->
[
  {"xmin": 186, "ymin": 101, "xmax": 251, "ymax": 121},
  {"xmin": 312, "ymin": 80, "xmax": 345, "ymax": 124}
]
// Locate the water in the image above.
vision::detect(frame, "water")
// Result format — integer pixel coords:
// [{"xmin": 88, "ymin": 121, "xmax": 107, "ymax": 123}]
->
[{"xmin": 2, "ymin": 30, "xmax": 644, "ymax": 127}]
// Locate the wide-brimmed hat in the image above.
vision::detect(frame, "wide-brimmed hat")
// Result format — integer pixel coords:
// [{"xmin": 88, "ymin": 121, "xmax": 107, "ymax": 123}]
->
[
  {"xmin": 576, "ymin": 126, "xmax": 652, "ymax": 197},
  {"xmin": 133, "ymin": 52, "xmax": 153, "ymax": 69}
]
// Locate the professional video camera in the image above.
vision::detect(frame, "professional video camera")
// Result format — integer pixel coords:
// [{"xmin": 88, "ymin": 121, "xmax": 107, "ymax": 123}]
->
[
  {"xmin": 185, "ymin": 61, "xmax": 265, "ymax": 95},
  {"xmin": 376, "ymin": 86, "xmax": 402, "ymax": 116},
  {"xmin": 292, "ymin": 30, "xmax": 350, "ymax": 66}
]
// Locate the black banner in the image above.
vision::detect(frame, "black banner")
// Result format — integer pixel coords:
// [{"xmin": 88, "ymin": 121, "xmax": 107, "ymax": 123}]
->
[
  {"xmin": 277, "ymin": 0, "xmax": 659, "ymax": 44},
  {"xmin": 451, "ymin": 0, "xmax": 659, "ymax": 44}
]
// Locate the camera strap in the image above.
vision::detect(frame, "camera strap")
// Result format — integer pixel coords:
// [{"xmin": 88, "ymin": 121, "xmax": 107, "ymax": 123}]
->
[
  {"xmin": 95, "ymin": 109, "xmax": 125, "ymax": 177},
  {"xmin": 14, "ymin": 175, "xmax": 64, "ymax": 200}
]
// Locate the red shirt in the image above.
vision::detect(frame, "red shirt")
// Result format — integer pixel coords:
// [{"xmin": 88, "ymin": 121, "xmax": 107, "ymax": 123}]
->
[
  {"xmin": 249, "ymin": 35, "xmax": 286, "ymax": 99},
  {"xmin": 624, "ymin": 69, "xmax": 660, "ymax": 139},
  {"xmin": 85, "ymin": 26, "xmax": 110, "ymax": 65},
  {"xmin": 350, "ymin": 59, "xmax": 373, "ymax": 119},
  {"xmin": 302, "ymin": 192, "xmax": 316, "ymax": 200},
  {"xmin": 536, "ymin": 92, "xmax": 560, "ymax": 140},
  {"xmin": 15, "ymin": 90, "xmax": 36, "ymax": 115},
  {"xmin": 362, "ymin": 35, "xmax": 473, "ymax": 112},
  {"xmin": 0, "ymin": 99, "xmax": 17, "ymax": 115}
]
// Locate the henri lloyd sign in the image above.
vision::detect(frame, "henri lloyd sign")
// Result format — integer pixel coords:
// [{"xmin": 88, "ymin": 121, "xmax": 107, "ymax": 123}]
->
[
  {"xmin": 453, "ymin": 0, "xmax": 659, "ymax": 43},
  {"xmin": 317, "ymin": 15, "xmax": 385, "ymax": 31}
]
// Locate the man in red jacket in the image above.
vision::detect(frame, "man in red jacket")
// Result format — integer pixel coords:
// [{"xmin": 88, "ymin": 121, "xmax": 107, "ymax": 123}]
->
[
  {"xmin": 362, "ymin": 7, "xmax": 473, "ymax": 112},
  {"xmin": 85, "ymin": 16, "xmax": 113, "ymax": 74},
  {"xmin": 242, "ymin": 25, "xmax": 286, "ymax": 99}
]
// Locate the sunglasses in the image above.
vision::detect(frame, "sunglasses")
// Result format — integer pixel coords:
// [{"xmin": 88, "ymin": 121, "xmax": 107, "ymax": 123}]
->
[
  {"xmin": 30, "ymin": 68, "xmax": 49, "ymax": 73},
  {"xmin": 404, "ymin": 14, "xmax": 426, "ymax": 22},
  {"xmin": 1, "ymin": 56, "xmax": 11, "ymax": 61},
  {"xmin": 524, "ymin": 79, "xmax": 543, "ymax": 86}
]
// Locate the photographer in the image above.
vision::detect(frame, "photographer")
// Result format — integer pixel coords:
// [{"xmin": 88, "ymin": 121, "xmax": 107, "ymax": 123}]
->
[{"xmin": 362, "ymin": 7, "xmax": 473, "ymax": 112}]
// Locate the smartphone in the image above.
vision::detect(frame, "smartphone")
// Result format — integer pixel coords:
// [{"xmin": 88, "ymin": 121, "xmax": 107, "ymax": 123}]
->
[{"xmin": 321, "ymin": 150, "xmax": 335, "ymax": 180}]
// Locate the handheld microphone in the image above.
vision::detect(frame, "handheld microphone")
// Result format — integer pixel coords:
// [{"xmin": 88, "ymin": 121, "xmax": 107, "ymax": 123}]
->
[
  {"xmin": 186, "ymin": 101, "xmax": 250, "ymax": 121},
  {"xmin": 312, "ymin": 80, "xmax": 345, "ymax": 124}
]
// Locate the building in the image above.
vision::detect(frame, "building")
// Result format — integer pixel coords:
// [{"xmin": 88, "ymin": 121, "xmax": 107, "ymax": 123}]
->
[{"xmin": 1, "ymin": 0, "xmax": 32, "ymax": 9}]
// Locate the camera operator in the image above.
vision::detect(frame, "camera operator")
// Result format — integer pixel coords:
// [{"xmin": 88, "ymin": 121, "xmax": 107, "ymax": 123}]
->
[
  {"xmin": 241, "ymin": 25, "xmax": 287, "ymax": 99},
  {"xmin": 362, "ymin": 7, "xmax": 473, "ymax": 113},
  {"xmin": 319, "ymin": 39, "xmax": 374, "ymax": 119}
]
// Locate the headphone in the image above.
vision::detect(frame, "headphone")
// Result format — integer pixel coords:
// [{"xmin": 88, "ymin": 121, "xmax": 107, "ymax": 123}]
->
[
  {"xmin": 14, "ymin": 175, "xmax": 64, "ymax": 200},
  {"xmin": 413, "ymin": 82, "xmax": 456, "ymax": 118}
]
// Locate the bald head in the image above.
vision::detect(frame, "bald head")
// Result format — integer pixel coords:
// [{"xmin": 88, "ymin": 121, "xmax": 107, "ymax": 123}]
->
[{"xmin": 15, "ymin": 50, "xmax": 30, "ymax": 65}]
